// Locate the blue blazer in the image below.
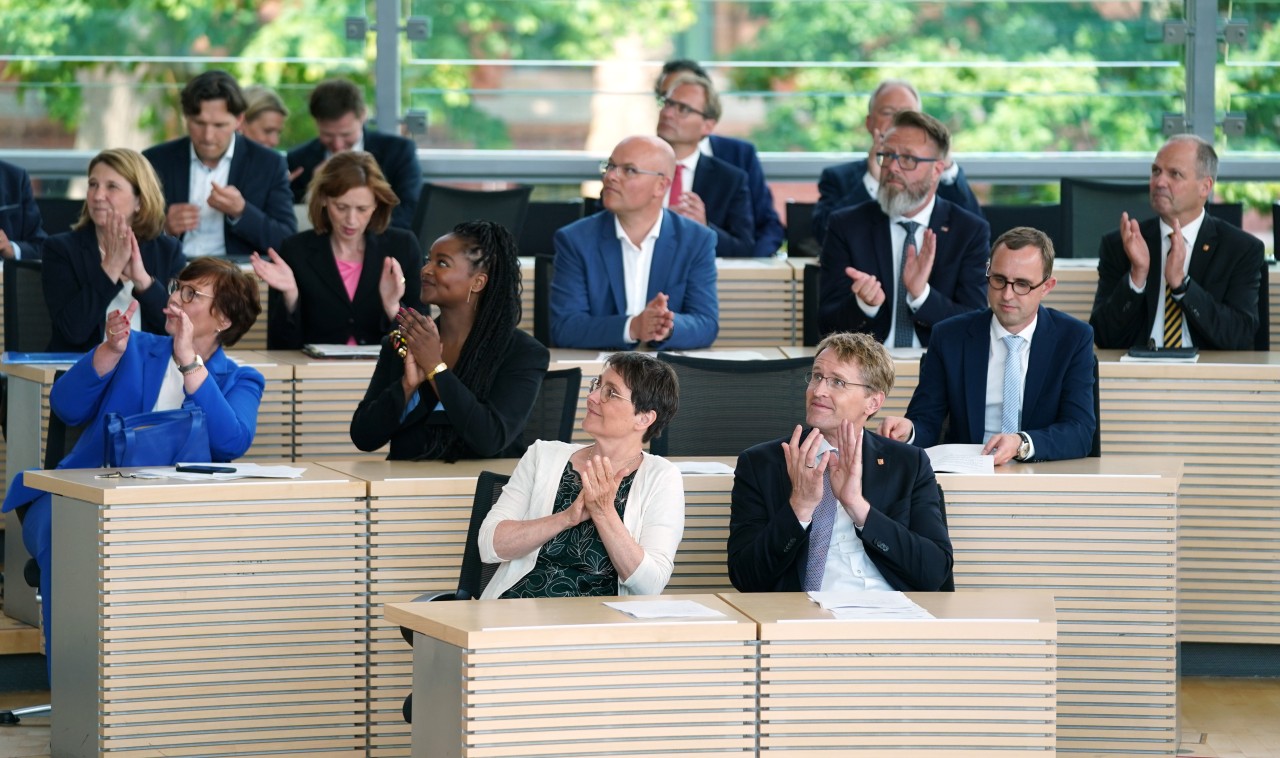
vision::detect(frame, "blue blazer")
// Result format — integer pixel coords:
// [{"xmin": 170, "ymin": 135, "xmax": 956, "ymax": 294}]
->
[
  {"xmin": 812, "ymin": 158, "xmax": 982, "ymax": 245},
  {"xmin": 906, "ymin": 306, "xmax": 1096, "ymax": 462},
  {"xmin": 550, "ymin": 210, "xmax": 719, "ymax": 349},
  {"xmin": 690, "ymin": 154, "xmax": 756, "ymax": 258},
  {"xmin": 707, "ymin": 135, "xmax": 784, "ymax": 257},
  {"xmin": 144, "ymin": 134, "xmax": 297, "ymax": 259},
  {"xmin": 50, "ymin": 331, "xmax": 265, "ymax": 468},
  {"xmin": 0, "ymin": 158, "xmax": 48, "ymax": 260},
  {"xmin": 728, "ymin": 429, "xmax": 953, "ymax": 593},
  {"xmin": 818, "ymin": 197, "xmax": 990, "ymax": 345},
  {"xmin": 288, "ymin": 128, "xmax": 422, "ymax": 231}
]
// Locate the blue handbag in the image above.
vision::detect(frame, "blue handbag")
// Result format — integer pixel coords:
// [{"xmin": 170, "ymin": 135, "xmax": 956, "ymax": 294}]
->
[{"xmin": 103, "ymin": 408, "xmax": 212, "ymax": 467}]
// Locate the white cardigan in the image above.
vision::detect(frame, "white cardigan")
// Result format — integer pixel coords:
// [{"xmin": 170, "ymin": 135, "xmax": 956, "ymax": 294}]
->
[{"xmin": 478, "ymin": 440, "xmax": 686, "ymax": 599}]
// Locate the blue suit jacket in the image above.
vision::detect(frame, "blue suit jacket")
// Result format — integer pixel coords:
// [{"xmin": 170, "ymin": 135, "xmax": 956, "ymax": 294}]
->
[
  {"xmin": 550, "ymin": 210, "xmax": 719, "ymax": 349},
  {"xmin": 708, "ymin": 135, "xmax": 784, "ymax": 257},
  {"xmin": 818, "ymin": 197, "xmax": 990, "ymax": 345},
  {"xmin": 690, "ymin": 153, "xmax": 756, "ymax": 258},
  {"xmin": 812, "ymin": 158, "xmax": 982, "ymax": 245},
  {"xmin": 0, "ymin": 158, "xmax": 48, "ymax": 260},
  {"xmin": 49, "ymin": 331, "xmax": 265, "ymax": 468},
  {"xmin": 144, "ymin": 134, "xmax": 296, "ymax": 259},
  {"xmin": 906, "ymin": 306, "xmax": 1096, "ymax": 462},
  {"xmin": 288, "ymin": 128, "xmax": 422, "ymax": 231}
]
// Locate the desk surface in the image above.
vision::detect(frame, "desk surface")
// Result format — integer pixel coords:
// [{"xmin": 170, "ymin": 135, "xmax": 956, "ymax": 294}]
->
[{"xmin": 25, "ymin": 462, "xmax": 365, "ymax": 504}]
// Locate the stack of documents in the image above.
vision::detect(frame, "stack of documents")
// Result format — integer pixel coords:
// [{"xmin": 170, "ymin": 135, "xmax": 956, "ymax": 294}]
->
[
  {"xmin": 807, "ymin": 590, "xmax": 935, "ymax": 620},
  {"xmin": 604, "ymin": 600, "xmax": 727, "ymax": 619}
]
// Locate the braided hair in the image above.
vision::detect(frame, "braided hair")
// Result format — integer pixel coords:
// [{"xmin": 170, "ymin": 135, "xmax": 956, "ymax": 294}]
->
[{"xmin": 420, "ymin": 219, "xmax": 523, "ymax": 461}]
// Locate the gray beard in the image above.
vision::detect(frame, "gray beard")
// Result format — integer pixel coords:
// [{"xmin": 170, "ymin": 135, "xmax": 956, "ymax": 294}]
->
[{"xmin": 877, "ymin": 181, "xmax": 929, "ymax": 218}]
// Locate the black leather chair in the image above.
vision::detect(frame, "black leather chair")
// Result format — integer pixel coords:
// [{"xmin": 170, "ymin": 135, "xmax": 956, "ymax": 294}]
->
[
  {"xmin": 516, "ymin": 200, "xmax": 584, "ymax": 259},
  {"xmin": 802, "ymin": 262, "xmax": 822, "ymax": 346},
  {"xmin": 786, "ymin": 200, "xmax": 820, "ymax": 258},
  {"xmin": 411, "ymin": 183, "xmax": 533, "ymax": 256},
  {"xmin": 982, "ymin": 204, "xmax": 1062, "ymax": 252},
  {"xmin": 34, "ymin": 197, "xmax": 82, "ymax": 238},
  {"xmin": 1058, "ymin": 179, "xmax": 1153, "ymax": 259},
  {"xmin": 649, "ymin": 353, "xmax": 812, "ymax": 457},
  {"xmin": 533, "ymin": 253, "xmax": 554, "ymax": 347},
  {"xmin": 3, "ymin": 258, "xmax": 52, "ymax": 352},
  {"xmin": 400, "ymin": 470, "xmax": 511, "ymax": 723},
  {"xmin": 1207, "ymin": 201, "xmax": 1243, "ymax": 229},
  {"xmin": 521, "ymin": 367, "xmax": 581, "ymax": 451}
]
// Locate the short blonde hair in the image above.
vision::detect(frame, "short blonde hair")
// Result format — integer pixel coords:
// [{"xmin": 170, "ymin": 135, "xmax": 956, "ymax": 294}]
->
[
  {"xmin": 243, "ymin": 85, "xmax": 289, "ymax": 123},
  {"xmin": 814, "ymin": 332, "xmax": 895, "ymax": 396},
  {"xmin": 74, "ymin": 148, "xmax": 167, "ymax": 241},
  {"xmin": 306, "ymin": 151, "xmax": 399, "ymax": 235}
]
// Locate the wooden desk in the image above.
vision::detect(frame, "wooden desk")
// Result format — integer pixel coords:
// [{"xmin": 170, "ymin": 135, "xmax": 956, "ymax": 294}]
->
[
  {"xmin": 721, "ymin": 591, "xmax": 1058, "ymax": 756},
  {"xmin": 386, "ymin": 594, "xmax": 759, "ymax": 758},
  {"xmin": 27, "ymin": 464, "xmax": 369, "ymax": 758}
]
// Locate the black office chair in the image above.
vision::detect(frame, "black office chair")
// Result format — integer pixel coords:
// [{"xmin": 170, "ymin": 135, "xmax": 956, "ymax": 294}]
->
[
  {"xmin": 1089, "ymin": 354, "xmax": 1102, "ymax": 458},
  {"xmin": 802, "ymin": 262, "xmax": 822, "ymax": 346},
  {"xmin": 1207, "ymin": 201, "xmax": 1244, "ymax": 229},
  {"xmin": 34, "ymin": 197, "xmax": 82, "ymax": 237},
  {"xmin": 786, "ymin": 200, "xmax": 820, "ymax": 258},
  {"xmin": 521, "ymin": 367, "xmax": 581, "ymax": 451},
  {"xmin": 936, "ymin": 483, "xmax": 955, "ymax": 592},
  {"xmin": 982, "ymin": 204, "xmax": 1062, "ymax": 252},
  {"xmin": 1058, "ymin": 179, "xmax": 1154, "ymax": 259},
  {"xmin": 400, "ymin": 470, "xmax": 511, "ymax": 723},
  {"xmin": 1256, "ymin": 258, "xmax": 1271, "ymax": 352},
  {"xmin": 517, "ymin": 200, "xmax": 584, "ymax": 259},
  {"xmin": 411, "ymin": 183, "xmax": 533, "ymax": 257},
  {"xmin": 649, "ymin": 353, "xmax": 812, "ymax": 457},
  {"xmin": 3, "ymin": 258, "xmax": 52, "ymax": 352},
  {"xmin": 533, "ymin": 253, "xmax": 554, "ymax": 347}
]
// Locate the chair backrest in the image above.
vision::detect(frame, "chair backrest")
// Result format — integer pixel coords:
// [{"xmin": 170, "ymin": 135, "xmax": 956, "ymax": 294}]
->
[
  {"xmin": 650, "ymin": 353, "xmax": 812, "ymax": 457},
  {"xmin": 786, "ymin": 200, "xmax": 820, "ymax": 258},
  {"xmin": 44, "ymin": 369, "xmax": 85, "ymax": 469},
  {"xmin": 3, "ymin": 258, "xmax": 52, "ymax": 352},
  {"xmin": 1255, "ymin": 258, "xmax": 1271, "ymax": 351},
  {"xmin": 411, "ymin": 183, "xmax": 533, "ymax": 256},
  {"xmin": 533, "ymin": 253, "xmax": 554, "ymax": 347},
  {"xmin": 521, "ymin": 367, "xmax": 582, "ymax": 451},
  {"xmin": 982, "ymin": 204, "xmax": 1062, "ymax": 253},
  {"xmin": 936, "ymin": 482, "xmax": 955, "ymax": 592},
  {"xmin": 802, "ymin": 263, "xmax": 822, "ymax": 346},
  {"xmin": 457, "ymin": 471, "xmax": 511, "ymax": 600},
  {"xmin": 1059, "ymin": 179, "xmax": 1154, "ymax": 259},
  {"xmin": 35, "ymin": 197, "xmax": 83, "ymax": 237},
  {"xmin": 517, "ymin": 200, "xmax": 584, "ymax": 259},
  {"xmin": 1207, "ymin": 201, "xmax": 1243, "ymax": 229},
  {"xmin": 1089, "ymin": 353, "xmax": 1102, "ymax": 457}
]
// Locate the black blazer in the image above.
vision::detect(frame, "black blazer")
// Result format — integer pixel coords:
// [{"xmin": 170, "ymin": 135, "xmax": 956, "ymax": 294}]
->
[
  {"xmin": 728, "ymin": 429, "xmax": 954, "ymax": 593},
  {"xmin": 0, "ymin": 159, "xmax": 48, "ymax": 260},
  {"xmin": 143, "ymin": 134, "xmax": 296, "ymax": 259},
  {"xmin": 266, "ymin": 226, "xmax": 424, "ymax": 349},
  {"xmin": 812, "ymin": 158, "xmax": 983, "ymax": 245},
  {"xmin": 1090, "ymin": 214, "xmax": 1263, "ymax": 350},
  {"xmin": 287, "ymin": 128, "xmax": 422, "ymax": 231},
  {"xmin": 42, "ymin": 225, "xmax": 186, "ymax": 353},
  {"xmin": 818, "ymin": 197, "xmax": 990, "ymax": 345},
  {"xmin": 690, "ymin": 154, "xmax": 756, "ymax": 258},
  {"xmin": 349, "ymin": 328, "xmax": 549, "ymax": 460}
]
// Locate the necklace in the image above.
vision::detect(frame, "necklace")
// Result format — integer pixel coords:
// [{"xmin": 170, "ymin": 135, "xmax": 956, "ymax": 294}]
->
[{"xmin": 581, "ymin": 443, "xmax": 643, "ymax": 474}]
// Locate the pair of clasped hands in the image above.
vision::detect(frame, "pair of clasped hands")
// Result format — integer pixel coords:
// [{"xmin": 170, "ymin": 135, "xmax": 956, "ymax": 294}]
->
[
  {"xmin": 629, "ymin": 292, "xmax": 674, "ymax": 344},
  {"xmin": 782, "ymin": 421, "xmax": 871, "ymax": 528},
  {"xmin": 1120, "ymin": 211, "xmax": 1188, "ymax": 290},
  {"xmin": 99, "ymin": 209, "xmax": 157, "ymax": 293},
  {"xmin": 843, "ymin": 228, "xmax": 938, "ymax": 308}
]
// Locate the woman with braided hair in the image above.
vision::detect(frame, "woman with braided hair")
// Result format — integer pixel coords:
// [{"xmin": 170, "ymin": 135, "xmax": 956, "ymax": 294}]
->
[{"xmin": 350, "ymin": 220, "xmax": 549, "ymax": 460}]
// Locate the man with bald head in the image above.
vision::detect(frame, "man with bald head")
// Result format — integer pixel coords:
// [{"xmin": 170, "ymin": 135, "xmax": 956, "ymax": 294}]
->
[
  {"xmin": 1090, "ymin": 134, "xmax": 1263, "ymax": 350},
  {"xmin": 550, "ymin": 135, "xmax": 719, "ymax": 349},
  {"xmin": 812, "ymin": 78, "xmax": 981, "ymax": 245}
]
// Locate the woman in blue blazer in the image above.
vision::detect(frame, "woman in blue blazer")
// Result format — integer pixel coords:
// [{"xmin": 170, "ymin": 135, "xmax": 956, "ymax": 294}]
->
[{"xmin": 3, "ymin": 257, "xmax": 265, "ymax": 675}]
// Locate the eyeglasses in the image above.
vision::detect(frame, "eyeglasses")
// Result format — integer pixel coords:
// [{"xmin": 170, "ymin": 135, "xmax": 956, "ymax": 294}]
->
[
  {"xmin": 599, "ymin": 161, "xmax": 666, "ymax": 181},
  {"xmin": 657, "ymin": 96, "xmax": 710, "ymax": 119},
  {"xmin": 588, "ymin": 376, "xmax": 633, "ymax": 405},
  {"xmin": 804, "ymin": 372, "xmax": 872, "ymax": 393},
  {"xmin": 875, "ymin": 152, "xmax": 941, "ymax": 171},
  {"xmin": 167, "ymin": 279, "xmax": 214, "ymax": 304},
  {"xmin": 986, "ymin": 272, "xmax": 1050, "ymax": 296}
]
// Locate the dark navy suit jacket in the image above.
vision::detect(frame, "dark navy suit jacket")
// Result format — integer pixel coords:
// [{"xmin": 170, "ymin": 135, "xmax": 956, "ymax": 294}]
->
[
  {"xmin": 288, "ymin": 128, "xmax": 422, "ymax": 231},
  {"xmin": 707, "ymin": 135, "xmax": 784, "ymax": 257},
  {"xmin": 812, "ymin": 158, "xmax": 982, "ymax": 245},
  {"xmin": 1090, "ymin": 214, "xmax": 1262, "ymax": 350},
  {"xmin": 688, "ymin": 153, "xmax": 756, "ymax": 258},
  {"xmin": 728, "ymin": 429, "xmax": 953, "ymax": 593},
  {"xmin": 818, "ymin": 197, "xmax": 990, "ymax": 345},
  {"xmin": 144, "ymin": 134, "xmax": 296, "ymax": 259},
  {"xmin": 550, "ymin": 210, "xmax": 718, "ymax": 349},
  {"xmin": 0, "ymin": 159, "xmax": 48, "ymax": 260},
  {"xmin": 906, "ymin": 306, "xmax": 1096, "ymax": 461}
]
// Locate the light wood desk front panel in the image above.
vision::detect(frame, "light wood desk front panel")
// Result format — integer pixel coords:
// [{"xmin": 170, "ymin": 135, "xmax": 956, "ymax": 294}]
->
[
  {"xmin": 723, "ymin": 591, "xmax": 1057, "ymax": 757},
  {"xmin": 29, "ymin": 466, "xmax": 369, "ymax": 758},
  {"xmin": 387, "ymin": 594, "xmax": 757, "ymax": 758},
  {"xmin": 261, "ymin": 351, "xmax": 386, "ymax": 461},
  {"xmin": 939, "ymin": 457, "xmax": 1179, "ymax": 756}
]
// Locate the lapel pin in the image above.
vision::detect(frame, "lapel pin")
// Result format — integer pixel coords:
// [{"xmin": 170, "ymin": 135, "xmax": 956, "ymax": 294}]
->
[
  {"xmin": 1202, "ymin": 244, "xmax": 1209, "ymax": 251},
  {"xmin": 877, "ymin": 458, "xmax": 885, "ymax": 465},
  {"xmin": 940, "ymin": 226, "xmax": 949, "ymax": 233}
]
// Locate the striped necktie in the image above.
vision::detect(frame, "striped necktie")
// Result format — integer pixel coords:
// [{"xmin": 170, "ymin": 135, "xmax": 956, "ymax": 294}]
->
[
  {"xmin": 1163, "ymin": 233, "xmax": 1183, "ymax": 348},
  {"xmin": 802, "ymin": 464, "xmax": 839, "ymax": 592},
  {"xmin": 1000, "ymin": 334, "xmax": 1025, "ymax": 434}
]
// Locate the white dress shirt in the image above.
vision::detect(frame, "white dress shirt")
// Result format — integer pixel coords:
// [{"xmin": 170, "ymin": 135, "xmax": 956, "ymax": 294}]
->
[
  {"xmin": 856, "ymin": 198, "xmax": 936, "ymax": 348},
  {"xmin": 184, "ymin": 139, "xmax": 235, "ymax": 257},
  {"xmin": 616, "ymin": 210, "xmax": 664, "ymax": 344},
  {"xmin": 804, "ymin": 434, "xmax": 892, "ymax": 592},
  {"xmin": 983, "ymin": 314, "xmax": 1038, "ymax": 453}
]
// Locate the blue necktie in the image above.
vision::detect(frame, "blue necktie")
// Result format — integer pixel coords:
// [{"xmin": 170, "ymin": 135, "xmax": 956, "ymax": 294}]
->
[
  {"xmin": 802, "ymin": 462, "xmax": 838, "ymax": 592},
  {"xmin": 895, "ymin": 220, "xmax": 921, "ymax": 347},
  {"xmin": 1000, "ymin": 334, "xmax": 1025, "ymax": 434}
]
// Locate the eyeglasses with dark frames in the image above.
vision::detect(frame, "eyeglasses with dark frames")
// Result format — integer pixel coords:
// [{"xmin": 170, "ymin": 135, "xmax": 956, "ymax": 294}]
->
[
  {"xmin": 588, "ymin": 376, "xmax": 634, "ymax": 404},
  {"xmin": 985, "ymin": 270, "xmax": 1050, "ymax": 296},
  {"xmin": 875, "ymin": 152, "xmax": 941, "ymax": 171},
  {"xmin": 167, "ymin": 280, "xmax": 214, "ymax": 304}
]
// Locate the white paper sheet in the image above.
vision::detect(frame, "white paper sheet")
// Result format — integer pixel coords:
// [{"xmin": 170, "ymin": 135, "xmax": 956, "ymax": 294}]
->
[
  {"xmin": 675, "ymin": 461, "xmax": 736, "ymax": 475},
  {"xmin": 604, "ymin": 600, "xmax": 727, "ymax": 619},
  {"xmin": 137, "ymin": 463, "xmax": 307, "ymax": 481},
  {"xmin": 925, "ymin": 444, "xmax": 995, "ymax": 474}
]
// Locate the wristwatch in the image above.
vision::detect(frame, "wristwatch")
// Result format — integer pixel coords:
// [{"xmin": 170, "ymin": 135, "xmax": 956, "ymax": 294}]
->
[
  {"xmin": 176, "ymin": 354, "xmax": 204, "ymax": 375},
  {"xmin": 1014, "ymin": 431, "xmax": 1032, "ymax": 462},
  {"xmin": 426, "ymin": 361, "xmax": 448, "ymax": 380},
  {"xmin": 1170, "ymin": 276, "xmax": 1191, "ymax": 296}
]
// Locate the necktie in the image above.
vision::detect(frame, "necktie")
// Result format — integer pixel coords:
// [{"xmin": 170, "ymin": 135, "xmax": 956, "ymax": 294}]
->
[
  {"xmin": 1164, "ymin": 234, "xmax": 1183, "ymax": 348},
  {"xmin": 802, "ymin": 464, "xmax": 838, "ymax": 592},
  {"xmin": 895, "ymin": 220, "xmax": 921, "ymax": 348},
  {"xmin": 668, "ymin": 163, "xmax": 684, "ymax": 207},
  {"xmin": 1000, "ymin": 334, "xmax": 1025, "ymax": 434}
]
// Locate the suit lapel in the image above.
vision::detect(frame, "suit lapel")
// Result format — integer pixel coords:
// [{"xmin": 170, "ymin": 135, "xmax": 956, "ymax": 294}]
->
[
  {"xmin": 353, "ymin": 233, "xmax": 384, "ymax": 305},
  {"xmin": 649, "ymin": 214, "xmax": 677, "ymax": 301},
  {"xmin": 173, "ymin": 139, "xmax": 194, "ymax": 204},
  {"xmin": 963, "ymin": 313, "xmax": 990, "ymax": 442},
  {"xmin": 141, "ymin": 337, "xmax": 172, "ymax": 407},
  {"xmin": 1187, "ymin": 214, "xmax": 1219, "ymax": 282},
  {"xmin": 598, "ymin": 215, "xmax": 628, "ymax": 316},
  {"xmin": 226, "ymin": 134, "xmax": 246, "ymax": 189},
  {"xmin": 305, "ymin": 235, "xmax": 352, "ymax": 305},
  {"xmin": 872, "ymin": 211, "xmax": 894, "ymax": 282},
  {"xmin": 1022, "ymin": 306, "xmax": 1052, "ymax": 418}
]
